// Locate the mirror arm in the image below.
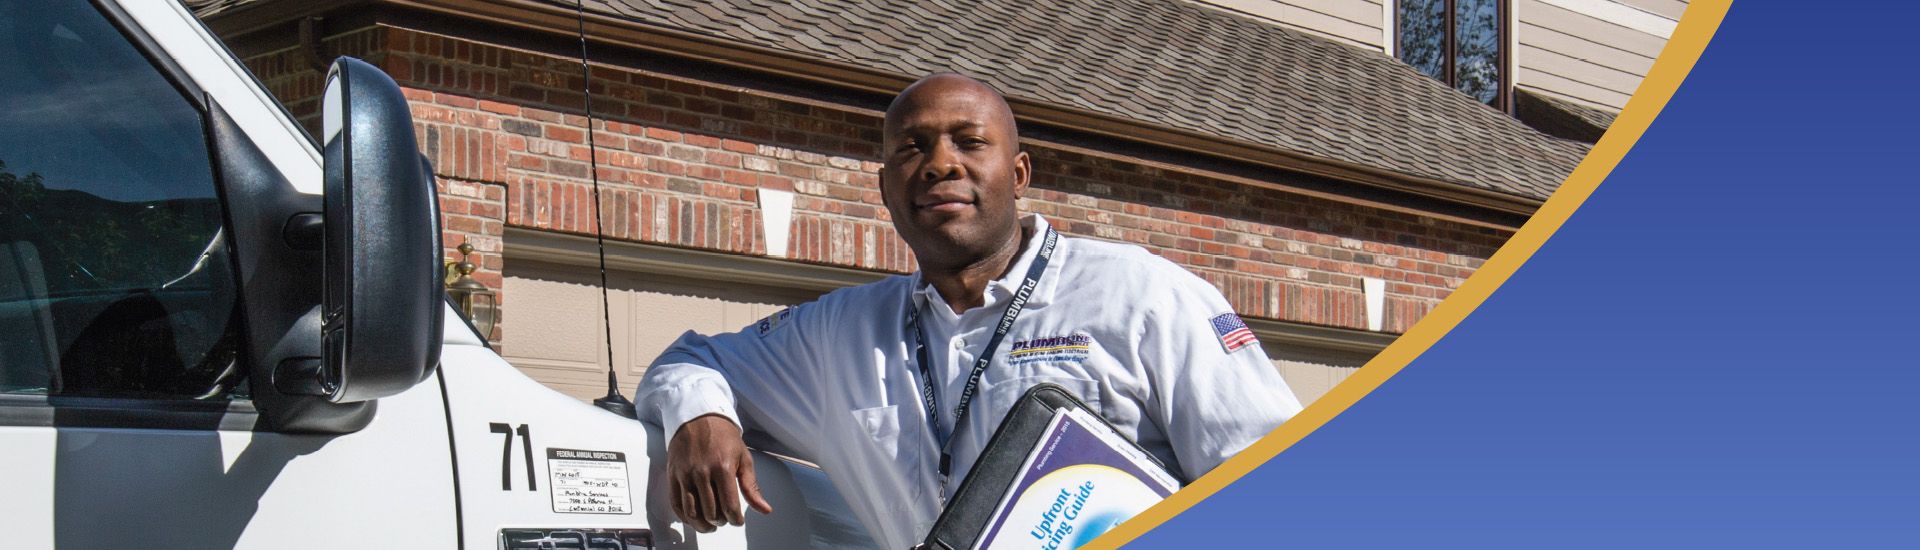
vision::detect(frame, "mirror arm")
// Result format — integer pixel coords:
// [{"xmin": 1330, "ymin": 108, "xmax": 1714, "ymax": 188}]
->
[
  {"xmin": 282, "ymin": 213, "xmax": 323, "ymax": 251},
  {"xmin": 205, "ymin": 95, "xmax": 374, "ymax": 433},
  {"xmin": 273, "ymin": 358, "xmax": 330, "ymax": 396}
]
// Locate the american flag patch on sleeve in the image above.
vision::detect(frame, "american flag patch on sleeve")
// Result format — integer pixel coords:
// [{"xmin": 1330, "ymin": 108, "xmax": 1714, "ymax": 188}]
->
[{"xmin": 1210, "ymin": 312, "xmax": 1258, "ymax": 353}]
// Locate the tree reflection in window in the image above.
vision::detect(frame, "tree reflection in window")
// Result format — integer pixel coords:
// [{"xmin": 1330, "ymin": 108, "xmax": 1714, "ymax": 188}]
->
[
  {"xmin": 0, "ymin": 0, "xmax": 243, "ymax": 400},
  {"xmin": 1400, "ymin": 0, "xmax": 1446, "ymax": 82},
  {"xmin": 1398, "ymin": 0, "xmax": 1508, "ymax": 108}
]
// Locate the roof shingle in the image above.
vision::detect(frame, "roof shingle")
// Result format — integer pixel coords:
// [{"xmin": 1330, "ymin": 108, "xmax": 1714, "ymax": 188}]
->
[
  {"xmin": 193, "ymin": 0, "xmax": 1592, "ymax": 200},
  {"xmin": 1516, "ymin": 86, "xmax": 1619, "ymax": 144},
  {"xmin": 579, "ymin": 0, "xmax": 1586, "ymax": 199}
]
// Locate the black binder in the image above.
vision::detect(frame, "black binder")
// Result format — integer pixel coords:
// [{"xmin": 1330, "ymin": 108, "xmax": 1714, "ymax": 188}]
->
[{"xmin": 914, "ymin": 383, "xmax": 1181, "ymax": 550}]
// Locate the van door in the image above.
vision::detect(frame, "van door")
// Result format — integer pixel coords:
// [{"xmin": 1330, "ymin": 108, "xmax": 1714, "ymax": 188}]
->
[
  {"xmin": 434, "ymin": 340, "xmax": 878, "ymax": 549},
  {"xmin": 0, "ymin": 2, "xmax": 456, "ymax": 547}
]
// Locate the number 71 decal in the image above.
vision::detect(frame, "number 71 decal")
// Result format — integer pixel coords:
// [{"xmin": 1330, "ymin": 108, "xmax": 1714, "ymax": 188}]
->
[{"xmin": 489, "ymin": 422, "xmax": 536, "ymax": 491}]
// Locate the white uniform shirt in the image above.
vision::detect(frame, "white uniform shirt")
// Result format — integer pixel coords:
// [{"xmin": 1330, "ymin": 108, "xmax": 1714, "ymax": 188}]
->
[{"xmin": 637, "ymin": 215, "xmax": 1302, "ymax": 549}]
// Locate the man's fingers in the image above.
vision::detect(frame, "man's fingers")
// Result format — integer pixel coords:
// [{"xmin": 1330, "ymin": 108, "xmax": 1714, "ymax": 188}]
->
[
  {"xmin": 667, "ymin": 474, "xmax": 685, "ymax": 523},
  {"xmin": 664, "ymin": 415, "xmax": 755, "ymax": 533},
  {"xmin": 717, "ymin": 465, "xmax": 745, "ymax": 526},
  {"xmin": 678, "ymin": 479, "xmax": 712, "ymax": 532},
  {"xmin": 695, "ymin": 469, "xmax": 721, "ymax": 529},
  {"xmin": 738, "ymin": 453, "xmax": 774, "ymax": 515}
]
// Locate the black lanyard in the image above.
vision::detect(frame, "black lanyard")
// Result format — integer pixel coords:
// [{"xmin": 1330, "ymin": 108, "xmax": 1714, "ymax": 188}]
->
[{"xmin": 908, "ymin": 227, "xmax": 1058, "ymax": 479}]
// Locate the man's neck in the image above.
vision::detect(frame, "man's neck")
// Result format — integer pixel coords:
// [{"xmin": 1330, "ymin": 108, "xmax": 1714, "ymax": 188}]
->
[{"xmin": 924, "ymin": 224, "xmax": 1033, "ymax": 315}]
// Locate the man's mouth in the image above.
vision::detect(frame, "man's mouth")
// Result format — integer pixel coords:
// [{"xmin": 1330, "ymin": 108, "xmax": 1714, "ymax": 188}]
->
[
  {"xmin": 917, "ymin": 200, "xmax": 972, "ymax": 213},
  {"xmin": 914, "ymin": 193, "xmax": 974, "ymax": 213}
]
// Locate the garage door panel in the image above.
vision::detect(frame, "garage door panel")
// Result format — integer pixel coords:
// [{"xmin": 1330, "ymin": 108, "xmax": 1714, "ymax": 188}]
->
[
  {"xmin": 504, "ymin": 259, "xmax": 824, "ymax": 395},
  {"xmin": 1265, "ymin": 342, "xmax": 1370, "ymax": 406}
]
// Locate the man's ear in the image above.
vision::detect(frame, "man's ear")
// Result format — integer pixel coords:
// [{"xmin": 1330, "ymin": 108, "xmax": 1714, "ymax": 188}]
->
[{"xmin": 1013, "ymin": 150, "xmax": 1031, "ymax": 195}]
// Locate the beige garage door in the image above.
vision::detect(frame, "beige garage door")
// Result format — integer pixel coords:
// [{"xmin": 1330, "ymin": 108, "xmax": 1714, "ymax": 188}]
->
[
  {"xmin": 498, "ymin": 233, "xmax": 1375, "ymax": 407},
  {"xmin": 1266, "ymin": 344, "xmax": 1368, "ymax": 405},
  {"xmin": 500, "ymin": 259, "xmax": 822, "ymax": 401}
]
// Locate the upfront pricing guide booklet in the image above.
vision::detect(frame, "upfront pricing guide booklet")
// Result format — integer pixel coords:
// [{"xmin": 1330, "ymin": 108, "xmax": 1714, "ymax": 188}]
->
[{"xmin": 971, "ymin": 407, "xmax": 1182, "ymax": 550}]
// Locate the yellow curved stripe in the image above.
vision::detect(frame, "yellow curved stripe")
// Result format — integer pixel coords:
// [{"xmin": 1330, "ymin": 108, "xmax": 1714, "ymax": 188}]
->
[{"xmin": 1088, "ymin": 2, "xmax": 1734, "ymax": 547}]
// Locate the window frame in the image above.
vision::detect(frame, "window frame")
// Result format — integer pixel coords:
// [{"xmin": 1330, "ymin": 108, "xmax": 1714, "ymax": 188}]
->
[
  {"xmin": 91, "ymin": 0, "xmax": 208, "ymax": 113},
  {"xmin": 1394, "ymin": 0, "xmax": 1515, "ymax": 112}
]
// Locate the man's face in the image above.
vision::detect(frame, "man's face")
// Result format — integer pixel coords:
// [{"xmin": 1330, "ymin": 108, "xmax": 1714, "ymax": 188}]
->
[{"xmin": 880, "ymin": 76, "xmax": 1030, "ymax": 270}]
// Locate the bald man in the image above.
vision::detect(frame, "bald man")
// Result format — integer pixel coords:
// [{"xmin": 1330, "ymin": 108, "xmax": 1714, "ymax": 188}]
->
[{"xmin": 637, "ymin": 73, "xmax": 1301, "ymax": 548}]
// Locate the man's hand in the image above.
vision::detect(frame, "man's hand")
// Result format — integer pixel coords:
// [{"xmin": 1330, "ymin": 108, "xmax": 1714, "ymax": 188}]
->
[{"xmin": 666, "ymin": 414, "xmax": 775, "ymax": 532}]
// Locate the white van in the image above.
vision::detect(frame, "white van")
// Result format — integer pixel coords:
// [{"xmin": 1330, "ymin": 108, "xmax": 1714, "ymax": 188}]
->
[{"xmin": 0, "ymin": 1, "xmax": 864, "ymax": 548}]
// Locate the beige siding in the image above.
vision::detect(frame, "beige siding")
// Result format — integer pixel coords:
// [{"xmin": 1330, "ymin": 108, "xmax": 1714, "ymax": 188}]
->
[
  {"xmin": 1190, "ymin": 0, "xmax": 1684, "ymax": 110},
  {"xmin": 1516, "ymin": 66, "xmax": 1632, "ymax": 108},
  {"xmin": 1516, "ymin": 0, "xmax": 1678, "ymax": 110},
  {"xmin": 1615, "ymin": 0, "xmax": 1687, "ymax": 20},
  {"xmin": 1520, "ymin": 44, "xmax": 1646, "ymax": 94},
  {"xmin": 1521, "ymin": 21, "xmax": 1657, "ymax": 77},
  {"xmin": 1190, "ymin": 0, "xmax": 1388, "ymax": 50}
]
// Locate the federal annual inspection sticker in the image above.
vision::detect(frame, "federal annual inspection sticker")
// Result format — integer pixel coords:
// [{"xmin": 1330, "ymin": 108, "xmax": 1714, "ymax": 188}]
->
[{"xmin": 546, "ymin": 448, "xmax": 633, "ymax": 514}]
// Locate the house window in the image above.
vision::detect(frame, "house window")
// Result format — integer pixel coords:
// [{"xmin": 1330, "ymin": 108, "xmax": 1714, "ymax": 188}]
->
[{"xmin": 1397, "ymin": 0, "xmax": 1509, "ymax": 109}]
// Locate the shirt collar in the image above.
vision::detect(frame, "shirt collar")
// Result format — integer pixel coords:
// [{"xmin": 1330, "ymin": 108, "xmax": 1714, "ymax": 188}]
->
[{"xmin": 912, "ymin": 214, "xmax": 1051, "ymax": 312}]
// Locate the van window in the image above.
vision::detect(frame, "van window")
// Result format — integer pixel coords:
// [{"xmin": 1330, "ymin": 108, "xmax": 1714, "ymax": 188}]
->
[{"xmin": 0, "ymin": 1, "xmax": 244, "ymax": 400}]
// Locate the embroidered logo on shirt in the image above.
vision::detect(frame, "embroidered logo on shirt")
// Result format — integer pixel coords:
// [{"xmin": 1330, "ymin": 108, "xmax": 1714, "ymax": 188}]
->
[
  {"xmin": 1007, "ymin": 333, "xmax": 1092, "ymax": 365},
  {"xmin": 754, "ymin": 307, "xmax": 793, "ymax": 337},
  {"xmin": 1210, "ymin": 312, "xmax": 1258, "ymax": 353}
]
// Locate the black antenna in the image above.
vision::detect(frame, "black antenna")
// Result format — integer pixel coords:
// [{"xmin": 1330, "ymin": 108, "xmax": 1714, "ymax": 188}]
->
[{"xmin": 574, "ymin": 0, "xmax": 635, "ymax": 419}]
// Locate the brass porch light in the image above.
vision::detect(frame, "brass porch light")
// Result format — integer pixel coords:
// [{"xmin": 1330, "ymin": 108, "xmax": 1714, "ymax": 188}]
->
[{"xmin": 445, "ymin": 241, "xmax": 498, "ymax": 339}]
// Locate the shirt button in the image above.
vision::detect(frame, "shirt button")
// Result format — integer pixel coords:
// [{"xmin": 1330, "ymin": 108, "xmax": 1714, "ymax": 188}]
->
[{"xmin": 953, "ymin": 339, "xmax": 966, "ymax": 349}]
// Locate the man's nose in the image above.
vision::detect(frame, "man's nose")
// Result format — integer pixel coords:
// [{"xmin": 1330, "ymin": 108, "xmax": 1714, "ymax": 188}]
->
[{"xmin": 920, "ymin": 142, "xmax": 962, "ymax": 182}]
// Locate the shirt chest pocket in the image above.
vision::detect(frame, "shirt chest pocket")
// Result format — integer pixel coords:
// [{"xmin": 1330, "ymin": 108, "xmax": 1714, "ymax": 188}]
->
[{"xmin": 849, "ymin": 404, "xmax": 902, "ymax": 458}]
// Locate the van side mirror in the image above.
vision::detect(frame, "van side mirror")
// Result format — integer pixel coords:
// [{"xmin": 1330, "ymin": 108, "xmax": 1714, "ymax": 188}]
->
[{"xmin": 314, "ymin": 57, "xmax": 443, "ymax": 402}]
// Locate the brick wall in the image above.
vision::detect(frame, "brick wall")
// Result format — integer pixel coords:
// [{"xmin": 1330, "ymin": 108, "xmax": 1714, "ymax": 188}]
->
[{"xmin": 237, "ymin": 25, "xmax": 1507, "ymax": 343}]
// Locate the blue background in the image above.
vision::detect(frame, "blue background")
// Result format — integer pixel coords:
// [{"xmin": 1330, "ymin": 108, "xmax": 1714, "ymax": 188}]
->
[{"xmin": 1135, "ymin": 3, "xmax": 1920, "ymax": 548}]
